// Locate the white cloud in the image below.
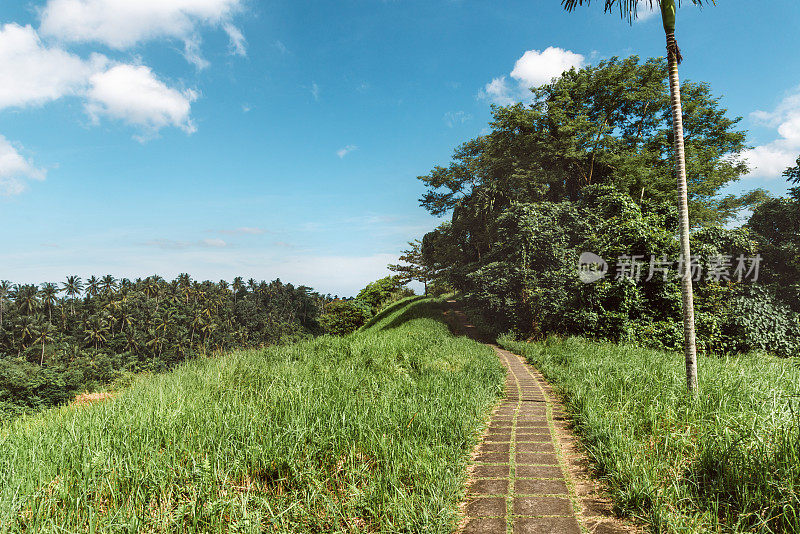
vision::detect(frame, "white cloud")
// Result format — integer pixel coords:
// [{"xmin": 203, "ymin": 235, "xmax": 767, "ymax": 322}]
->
[
  {"xmin": 511, "ymin": 47, "xmax": 586, "ymax": 88},
  {"xmin": 0, "ymin": 23, "xmax": 199, "ymax": 139},
  {"xmin": 444, "ymin": 110, "xmax": 472, "ymax": 128},
  {"xmin": 311, "ymin": 82, "xmax": 320, "ymax": 101},
  {"xmin": 274, "ymin": 40, "xmax": 288, "ymax": 54},
  {"xmin": 479, "ymin": 77, "xmax": 516, "ymax": 106},
  {"xmin": 0, "ymin": 23, "xmax": 103, "ymax": 110},
  {"xmin": 218, "ymin": 227, "xmax": 266, "ymax": 235},
  {"xmin": 480, "ymin": 47, "xmax": 585, "ymax": 105},
  {"xmin": 337, "ymin": 145, "xmax": 358, "ymax": 158},
  {"xmin": 201, "ymin": 238, "xmax": 227, "ymax": 247},
  {"xmin": 0, "ymin": 135, "xmax": 45, "ymax": 196},
  {"xmin": 744, "ymin": 88, "xmax": 800, "ymax": 178},
  {"xmin": 223, "ymin": 23, "xmax": 246, "ymax": 56},
  {"xmin": 40, "ymin": 0, "xmax": 244, "ymax": 49},
  {"xmin": 633, "ymin": 1, "xmax": 660, "ymax": 22},
  {"xmin": 182, "ymin": 34, "xmax": 209, "ymax": 70},
  {"xmin": 86, "ymin": 64, "xmax": 198, "ymax": 136}
]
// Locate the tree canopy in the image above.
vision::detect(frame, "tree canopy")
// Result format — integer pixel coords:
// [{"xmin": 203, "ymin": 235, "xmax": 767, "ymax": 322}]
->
[{"xmin": 420, "ymin": 56, "xmax": 752, "ymax": 227}]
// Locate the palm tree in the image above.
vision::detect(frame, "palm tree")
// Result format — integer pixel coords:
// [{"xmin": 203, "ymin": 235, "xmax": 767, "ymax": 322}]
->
[
  {"xmin": 101, "ymin": 275, "xmax": 118, "ymax": 296},
  {"xmin": 14, "ymin": 284, "xmax": 41, "ymax": 316},
  {"xmin": 62, "ymin": 275, "xmax": 83, "ymax": 315},
  {"xmin": 84, "ymin": 314, "xmax": 109, "ymax": 350},
  {"xmin": 35, "ymin": 322, "xmax": 55, "ymax": 365},
  {"xmin": 0, "ymin": 280, "xmax": 11, "ymax": 328},
  {"xmin": 40, "ymin": 283, "xmax": 59, "ymax": 324},
  {"xmin": 85, "ymin": 276, "xmax": 101, "ymax": 298},
  {"xmin": 561, "ymin": 0, "xmax": 709, "ymax": 392}
]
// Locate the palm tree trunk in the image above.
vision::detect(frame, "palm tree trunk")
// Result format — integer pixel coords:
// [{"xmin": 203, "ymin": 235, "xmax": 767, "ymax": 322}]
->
[{"xmin": 662, "ymin": 1, "xmax": 698, "ymax": 392}]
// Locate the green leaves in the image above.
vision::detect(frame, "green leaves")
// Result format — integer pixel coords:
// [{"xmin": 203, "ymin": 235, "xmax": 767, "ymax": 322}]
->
[{"xmin": 560, "ymin": 0, "xmax": 713, "ymax": 25}]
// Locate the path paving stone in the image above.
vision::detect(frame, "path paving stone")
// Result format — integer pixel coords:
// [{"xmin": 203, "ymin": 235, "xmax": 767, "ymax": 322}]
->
[
  {"xmin": 463, "ymin": 517, "xmax": 507, "ymax": 534},
  {"xmin": 513, "ymin": 517, "xmax": 581, "ymax": 534},
  {"xmin": 466, "ymin": 497, "xmax": 507, "ymax": 517},
  {"xmin": 469, "ymin": 478, "xmax": 510, "ymax": 495},
  {"xmin": 455, "ymin": 309, "xmax": 584, "ymax": 534},
  {"xmin": 515, "ymin": 479, "xmax": 569, "ymax": 495},
  {"xmin": 513, "ymin": 495, "xmax": 574, "ymax": 516}
]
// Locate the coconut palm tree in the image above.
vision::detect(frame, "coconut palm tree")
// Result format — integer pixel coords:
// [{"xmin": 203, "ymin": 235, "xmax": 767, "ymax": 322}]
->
[
  {"xmin": 35, "ymin": 322, "xmax": 55, "ymax": 365},
  {"xmin": 85, "ymin": 276, "xmax": 101, "ymax": 298},
  {"xmin": 561, "ymin": 0, "xmax": 710, "ymax": 392},
  {"xmin": 62, "ymin": 275, "xmax": 83, "ymax": 315},
  {"xmin": 40, "ymin": 283, "xmax": 59, "ymax": 324},
  {"xmin": 0, "ymin": 280, "xmax": 11, "ymax": 328},
  {"xmin": 100, "ymin": 275, "xmax": 118, "ymax": 296},
  {"xmin": 14, "ymin": 284, "xmax": 41, "ymax": 316}
]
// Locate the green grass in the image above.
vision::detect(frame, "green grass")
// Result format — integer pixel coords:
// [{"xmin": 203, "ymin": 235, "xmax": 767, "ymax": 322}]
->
[
  {"xmin": 0, "ymin": 298, "xmax": 503, "ymax": 533},
  {"xmin": 499, "ymin": 335, "xmax": 800, "ymax": 533}
]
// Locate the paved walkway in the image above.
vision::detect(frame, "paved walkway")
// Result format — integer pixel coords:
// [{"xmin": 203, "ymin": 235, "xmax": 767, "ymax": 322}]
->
[
  {"xmin": 462, "ymin": 347, "xmax": 581, "ymax": 534},
  {"xmin": 448, "ymin": 307, "xmax": 582, "ymax": 534}
]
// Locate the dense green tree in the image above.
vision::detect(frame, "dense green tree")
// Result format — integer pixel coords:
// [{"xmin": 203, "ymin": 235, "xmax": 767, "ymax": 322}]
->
[
  {"xmin": 40, "ymin": 283, "xmax": 59, "ymax": 324},
  {"xmin": 0, "ymin": 281, "xmax": 11, "ymax": 329},
  {"xmin": 748, "ymin": 156, "xmax": 800, "ymax": 311},
  {"xmin": 62, "ymin": 275, "xmax": 82, "ymax": 315},
  {"xmin": 420, "ymin": 57, "xmax": 750, "ymax": 227}
]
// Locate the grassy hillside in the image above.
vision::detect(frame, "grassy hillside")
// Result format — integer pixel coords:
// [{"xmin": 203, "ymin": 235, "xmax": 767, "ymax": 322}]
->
[
  {"xmin": 499, "ymin": 335, "xmax": 800, "ymax": 533},
  {"xmin": 0, "ymin": 298, "xmax": 503, "ymax": 533}
]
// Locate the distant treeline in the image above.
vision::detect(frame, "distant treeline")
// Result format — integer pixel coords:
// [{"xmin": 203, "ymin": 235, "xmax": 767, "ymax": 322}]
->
[{"xmin": 0, "ymin": 274, "xmax": 331, "ymax": 418}]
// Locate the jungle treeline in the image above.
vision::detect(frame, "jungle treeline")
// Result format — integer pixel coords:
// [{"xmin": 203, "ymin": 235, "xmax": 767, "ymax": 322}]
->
[{"xmin": 0, "ymin": 274, "xmax": 330, "ymax": 418}]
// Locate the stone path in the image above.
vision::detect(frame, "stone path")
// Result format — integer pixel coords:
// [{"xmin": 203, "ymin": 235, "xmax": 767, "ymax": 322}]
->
[
  {"xmin": 445, "ymin": 306, "xmax": 582, "ymax": 534},
  {"xmin": 461, "ymin": 346, "xmax": 581, "ymax": 534}
]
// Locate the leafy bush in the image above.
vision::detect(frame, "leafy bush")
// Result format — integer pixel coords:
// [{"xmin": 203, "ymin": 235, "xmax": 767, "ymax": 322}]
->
[
  {"xmin": 718, "ymin": 286, "xmax": 800, "ymax": 357},
  {"xmin": 356, "ymin": 276, "xmax": 404, "ymax": 311},
  {"xmin": 319, "ymin": 300, "xmax": 372, "ymax": 336}
]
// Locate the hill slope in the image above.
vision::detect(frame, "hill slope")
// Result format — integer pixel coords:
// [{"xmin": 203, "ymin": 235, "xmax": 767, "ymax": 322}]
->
[{"xmin": 1, "ymin": 298, "xmax": 503, "ymax": 533}]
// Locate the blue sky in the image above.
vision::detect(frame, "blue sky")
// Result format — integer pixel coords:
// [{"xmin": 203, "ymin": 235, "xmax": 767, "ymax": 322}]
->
[{"xmin": 1, "ymin": 0, "xmax": 798, "ymax": 296}]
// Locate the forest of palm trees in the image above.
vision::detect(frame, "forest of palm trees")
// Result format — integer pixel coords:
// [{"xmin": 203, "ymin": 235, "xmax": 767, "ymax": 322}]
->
[{"xmin": 0, "ymin": 274, "xmax": 331, "ymax": 417}]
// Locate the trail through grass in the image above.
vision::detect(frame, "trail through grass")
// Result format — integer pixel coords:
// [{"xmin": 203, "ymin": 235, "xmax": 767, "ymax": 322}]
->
[
  {"xmin": 0, "ymin": 298, "xmax": 503, "ymax": 533},
  {"xmin": 499, "ymin": 335, "xmax": 800, "ymax": 533}
]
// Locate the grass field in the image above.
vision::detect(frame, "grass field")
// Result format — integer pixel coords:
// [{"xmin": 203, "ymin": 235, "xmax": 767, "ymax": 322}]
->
[
  {"xmin": 499, "ymin": 335, "xmax": 800, "ymax": 533},
  {"xmin": 0, "ymin": 298, "xmax": 503, "ymax": 533}
]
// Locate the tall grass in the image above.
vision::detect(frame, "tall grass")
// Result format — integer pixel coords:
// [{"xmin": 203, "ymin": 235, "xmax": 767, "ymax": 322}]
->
[
  {"xmin": 499, "ymin": 335, "xmax": 800, "ymax": 533},
  {"xmin": 0, "ymin": 298, "xmax": 503, "ymax": 533}
]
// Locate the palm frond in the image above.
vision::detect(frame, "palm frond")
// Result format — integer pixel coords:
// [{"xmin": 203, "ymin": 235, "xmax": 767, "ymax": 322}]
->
[{"xmin": 561, "ymin": 0, "xmax": 714, "ymax": 24}]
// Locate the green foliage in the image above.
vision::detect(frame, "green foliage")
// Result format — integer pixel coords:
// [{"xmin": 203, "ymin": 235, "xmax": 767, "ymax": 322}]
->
[
  {"xmin": 419, "ymin": 56, "xmax": 752, "ymax": 226},
  {"xmin": 356, "ymin": 276, "xmax": 403, "ymax": 311},
  {"xmin": 747, "ymin": 169, "xmax": 800, "ymax": 312},
  {"xmin": 319, "ymin": 299, "xmax": 372, "ymax": 336},
  {"xmin": 388, "ymin": 240, "xmax": 439, "ymax": 295},
  {"xmin": 0, "ymin": 299, "xmax": 503, "ymax": 533},
  {"xmin": 499, "ymin": 336, "xmax": 800, "ymax": 532},
  {"xmin": 415, "ymin": 58, "xmax": 799, "ymax": 358},
  {"xmin": 717, "ymin": 286, "xmax": 800, "ymax": 356},
  {"xmin": 0, "ymin": 275, "xmax": 331, "ymax": 419}
]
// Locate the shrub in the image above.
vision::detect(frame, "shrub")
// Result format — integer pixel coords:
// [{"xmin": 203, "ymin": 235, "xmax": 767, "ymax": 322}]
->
[
  {"xmin": 319, "ymin": 300, "xmax": 372, "ymax": 336},
  {"xmin": 356, "ymin": 277, "xmax": 404, "ymax": 311}
]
